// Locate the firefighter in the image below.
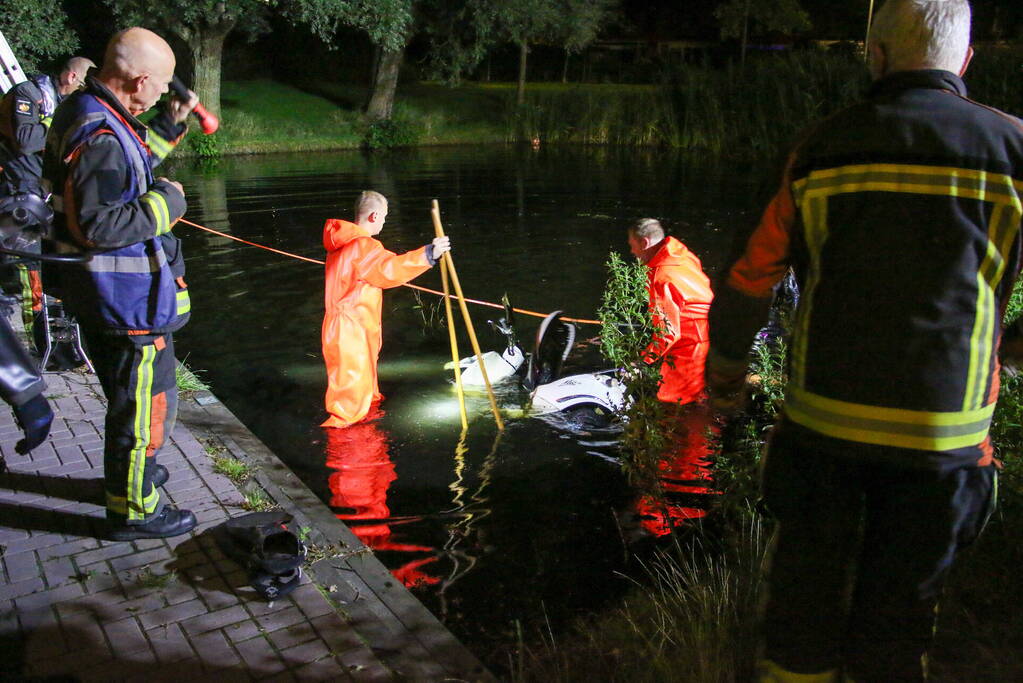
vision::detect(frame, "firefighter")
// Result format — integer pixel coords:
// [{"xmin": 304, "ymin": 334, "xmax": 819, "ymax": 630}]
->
[
  {"xmin": 627, "ymin": 218, "xmax": 713, "ymax": 405},
  {"xmin": 0, "ymin": 56, "xmax": 95, "ymax": 336},
  {"xmin": 42, "ymin": 28, "xmax": 198, "ymax": 541},
  {"xmin": 705, "ymin": 0, "xmax": 1022, "ymax": 679},
  {"xmin": 321, "ymin": 190, "xmax": 450, "ymax": 428}
]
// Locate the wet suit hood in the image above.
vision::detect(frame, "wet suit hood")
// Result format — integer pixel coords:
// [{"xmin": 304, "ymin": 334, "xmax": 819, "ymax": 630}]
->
[
  {"xmin": 647, "ymin": 236, "xmax": 694, "ymax": 270},
  {"xmin": 324, "ymin": 219, "xmax": 371, "ymax": 251}
]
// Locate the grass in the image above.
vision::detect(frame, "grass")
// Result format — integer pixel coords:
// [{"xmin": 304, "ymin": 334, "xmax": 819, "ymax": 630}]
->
[
  {"xmin": 136, "ymin": 566, "xmax": 178, "ymax": 590},
  {"xmin": 211, "ymin": 454, "xmax": 251, "ymax": 484},
  {"xmin": 176, "ymin": 361, "xmax": 210, "ymax": 396},
  {"xmin": 241, "ymin": 488, "xmax": 277, "ymax": 512},
  {"xmin": 178, "ymin": 46, "xmax": 1021, "ymax": 160}
]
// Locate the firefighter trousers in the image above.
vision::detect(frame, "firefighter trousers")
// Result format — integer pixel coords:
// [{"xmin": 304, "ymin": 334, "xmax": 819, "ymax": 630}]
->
[
  {"xmin": 759, "ymin": 419, "xmax": 996, "ymax": 682},
  {"xmin": 83, "ymin": 328, "xmax": 178, "ymax": 523}
]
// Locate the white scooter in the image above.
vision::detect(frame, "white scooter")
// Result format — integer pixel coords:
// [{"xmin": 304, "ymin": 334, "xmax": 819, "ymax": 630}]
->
[{"xmin": 445, "ymin": 296, "xmax": 525, "ymax": 385}]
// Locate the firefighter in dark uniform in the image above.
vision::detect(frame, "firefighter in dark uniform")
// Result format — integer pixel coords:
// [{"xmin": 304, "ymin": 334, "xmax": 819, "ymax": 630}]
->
[
  {"xmin": 0, "ymin": 57, "xmax": 95, "ymax": 335},
  {"xmin": 706, "ymin": 0, "xmax": 1023, "ymax": 680},
  {"xmin": 42, "ymin": 28, "xmax": 198, "ymax": 541}
]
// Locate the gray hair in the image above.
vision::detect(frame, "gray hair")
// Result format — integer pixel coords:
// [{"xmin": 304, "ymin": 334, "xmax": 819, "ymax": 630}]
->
[
  {"xmin": 629, "ymin": 217, "xmax": 664, "ymax": 241},
  {"xmin": 868, "ymin": 0, "xmax": 971, "ymax": 73}
]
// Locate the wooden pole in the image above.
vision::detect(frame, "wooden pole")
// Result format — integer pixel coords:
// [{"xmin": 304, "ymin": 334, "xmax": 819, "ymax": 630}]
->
[
  {"xmin": 864, "ymin": 0, "xmax": 876, "ymax": 62},
  {"xmin": 432, "ymin": 203, "xmax": 468, "ymax": 430},
  {"xmin": 431, "ymin": 200, "xmax": 505, "ymax": 430}
]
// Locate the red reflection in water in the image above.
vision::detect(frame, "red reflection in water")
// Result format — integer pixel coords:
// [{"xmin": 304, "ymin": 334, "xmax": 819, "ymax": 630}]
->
[
  {"xmin": 325, "ymin": 412, "xmax": 441, "ymax": 587},
  {"xmin": 632, "ymin": 404, "xmax": 718, "ymax": 538}
]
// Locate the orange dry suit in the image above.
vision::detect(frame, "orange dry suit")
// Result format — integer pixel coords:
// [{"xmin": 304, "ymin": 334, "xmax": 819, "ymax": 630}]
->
[
  {"xmin": 644, "ymin": 236, "xmax": 714, "ymax": 404},
  {"xmin": 322, "ymin": 219, "xmax": 432, "ymax": 428}
]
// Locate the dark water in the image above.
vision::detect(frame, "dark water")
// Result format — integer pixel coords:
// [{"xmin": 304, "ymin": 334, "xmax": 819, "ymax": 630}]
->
[{"xmin": 166, "ymin": 145, "xmax": 763, "ymax": 666}]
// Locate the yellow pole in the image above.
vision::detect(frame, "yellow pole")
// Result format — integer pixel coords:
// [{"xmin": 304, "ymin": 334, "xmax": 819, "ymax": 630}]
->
[
  {"xmin": 431, "ymin": 200, "xmax": 505, "ymax": 430},
  {"xmin": 864, "ymin": 0, "xmax": 876, "ymax": 62},
  {"xmin": 432, "ymin": 204, "xmax": 468, "ymax": 430}
]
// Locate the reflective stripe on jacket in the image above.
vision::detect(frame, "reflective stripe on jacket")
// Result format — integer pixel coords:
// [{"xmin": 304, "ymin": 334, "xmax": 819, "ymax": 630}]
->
[
  {"xmin": 44, "ymin": 77, "xmax": 189, "ymax": 335},
  {"xmin": 709, "ymin": 70, "xmax": 1023, "ymax": 467}
]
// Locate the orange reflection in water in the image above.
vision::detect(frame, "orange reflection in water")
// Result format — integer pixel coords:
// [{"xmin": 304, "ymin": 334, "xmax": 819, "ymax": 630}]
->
[
  {"xmin": 632, "ymin": 404, "xmax": 719, "ymax": 538},
  {"xmin": 325, "ymin": 412, "xmax": 441, "ymax": 587}
]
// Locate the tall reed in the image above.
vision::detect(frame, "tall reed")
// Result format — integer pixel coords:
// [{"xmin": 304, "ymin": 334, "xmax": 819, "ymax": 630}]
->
[{"xmin": 508, "ymin": 48, "xmax": 1022, "ymax": 156}]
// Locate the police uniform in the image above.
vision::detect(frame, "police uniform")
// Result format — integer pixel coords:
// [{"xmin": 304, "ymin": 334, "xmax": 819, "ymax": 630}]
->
[
  {"xmin": 43, "ymin": 76, "xmax": 190, "ymax": 526},
  {"xmin": 708, "ymin": 70, "xmax": 1023, "ymax": 680}
]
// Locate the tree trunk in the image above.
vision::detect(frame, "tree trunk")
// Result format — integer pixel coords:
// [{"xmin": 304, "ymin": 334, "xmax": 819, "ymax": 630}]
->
[
  {"xmin": 562, "ymin": 51, "xmax": 570, "ymax": 84},
  {"xmin": 366, "ymin": 46, "xmax": 405, "ymax": 121},
  {"xmin": 516, "ymin": 42, "xmax": 528, "ymax": 106},
  {"xmin": 188, "ymin": 23, "xmax": 233, "ymax": 118}
]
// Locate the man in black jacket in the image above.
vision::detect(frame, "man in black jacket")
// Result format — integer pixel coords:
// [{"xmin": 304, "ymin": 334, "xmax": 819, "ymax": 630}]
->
[{"xmin": 706, "ymin": 0, "xmax": 1023, "ymax": 680}]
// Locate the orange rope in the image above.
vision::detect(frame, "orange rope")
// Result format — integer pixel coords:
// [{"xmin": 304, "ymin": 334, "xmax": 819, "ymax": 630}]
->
[{"xmin": 178, "ymin": 216, "xmax": 603, "ymax": 326}]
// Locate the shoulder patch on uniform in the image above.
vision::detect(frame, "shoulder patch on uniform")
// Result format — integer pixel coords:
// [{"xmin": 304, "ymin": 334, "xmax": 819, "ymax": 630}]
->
[{"xmin": 15, "ymin": 99, "xmax": 32, "ymax": 114}]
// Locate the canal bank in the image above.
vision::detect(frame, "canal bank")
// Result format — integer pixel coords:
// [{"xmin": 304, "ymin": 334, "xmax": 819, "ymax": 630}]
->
[{"xmin": 0, "ymin": 315, "xmax": 491, "ymax": 681}]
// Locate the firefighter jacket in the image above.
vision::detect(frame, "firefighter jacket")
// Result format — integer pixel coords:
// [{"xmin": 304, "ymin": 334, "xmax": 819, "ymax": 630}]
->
[
  {"xmin": 645, "ymin": 236, "xmax": 713, "ymax": 405},
  {"xmin": 0, "ymin": 75, "xmax": 57, "ymax": 194},
  {"xmin": 708, "ymin": 69, "xmax": 1023, "ymax": 469},
  {"xmin": 322, "ymin": 219, "xmax": 432, "ymax": 428},
  {"xmin": 42, "ymin": 76, "xmax": 190, "ymax": 336},
  {"xmin": 0, "ymin": 314, "xmax": 44, "ymax": 408}
]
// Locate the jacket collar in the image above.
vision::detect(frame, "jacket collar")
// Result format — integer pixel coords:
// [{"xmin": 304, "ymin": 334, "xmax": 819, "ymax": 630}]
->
[
  {"xmin": 84, "ymin": 75, "xmax": 148, "ymax": 136},
  {"xmin": 868, "ymin": 69, "xmax": 967, "ymax": 99}
]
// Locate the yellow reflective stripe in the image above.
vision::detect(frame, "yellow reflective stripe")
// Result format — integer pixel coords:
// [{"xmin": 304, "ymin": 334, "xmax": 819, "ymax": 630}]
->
[
  {"xmin": 176, "ymin": 288, "xmax": 190, "ymax": 314},
  {"xmin": 127, "ymin": 344, "xmax": 156, "ymax": 521},
  {"xmin": 16, "ymin": 265, "xmax": 33, "ymax": 326},
  {"xmin": 106, "ymin": 486, "xmax": 159, "ymax": 516},
  {"xmin": 786, "ymin": 386, "xmax": 994, "ymax": 451},
  {"xmin": 800, "ymin": 164, "xmax": 1023, "ymax": 212},
  {"xmin": 759, "ymin": 659, "xmax": 839, "ymax": 682},
  {"xmin": 147, "ymin": 131, "xmax": 173, "ymax": 160},
  {"xmin": 140, "ymin": 192, "xmax": 170, "ymax": 235},
  {"xmin": 791, "ymin": 194, "xmax": 828, "ymax": 389},
  {"xmin": 41, "ymin": 116, "xmax": 52, "ymax": 129}
]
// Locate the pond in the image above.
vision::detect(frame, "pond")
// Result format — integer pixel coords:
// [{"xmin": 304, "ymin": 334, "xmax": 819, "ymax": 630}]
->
[{"xmin": 166, "ymin": 145, "xmax": 766, "ymax": 667}]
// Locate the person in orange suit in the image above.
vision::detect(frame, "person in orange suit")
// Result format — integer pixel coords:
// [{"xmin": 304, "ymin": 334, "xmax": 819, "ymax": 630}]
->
[
  {"xmin": 322, "ymin": 191, "xmax": 451, "ymax": 427},
  {"xmin": 627, "ymin": 218, "xmax": 714, "ymax": 405}
]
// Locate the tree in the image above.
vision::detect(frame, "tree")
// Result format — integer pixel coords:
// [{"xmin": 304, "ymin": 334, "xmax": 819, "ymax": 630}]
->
[
  {"xmin": 558, "ymin": 0, "xmax": 617, "ymax": 83},
  {"xmin": 494, "ymin": 0, "xmax": 562, "ymax": 106},
  {"xmin": 104, "ymin": 0, "xmax": 272, "ymax": 116},
  {"xmin": 0, "ymin": 0, "xmax": 79, "ymax": 73},
  {"xmin": 715, "ymin": 0, "xmax": 811, "ymax": 65},
  {"xmin": 281, "ymin": 0, "xmax": 413, "ymax": 120}
]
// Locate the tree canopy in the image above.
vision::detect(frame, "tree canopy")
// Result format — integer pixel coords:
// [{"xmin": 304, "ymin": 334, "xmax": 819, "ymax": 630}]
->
[{"xmin": 0, "ymin": 0, "xmax": 80, "ymax": 73}]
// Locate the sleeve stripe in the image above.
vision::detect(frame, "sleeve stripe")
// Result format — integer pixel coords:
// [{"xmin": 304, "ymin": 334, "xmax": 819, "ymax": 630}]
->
[{"xmin": 140, "ymin": 192, "xmax": 170, "ymax": 235}]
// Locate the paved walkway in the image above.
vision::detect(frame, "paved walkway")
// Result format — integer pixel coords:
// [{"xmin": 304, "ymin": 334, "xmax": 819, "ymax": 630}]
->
[{"xmin": 0, "ymin": 345, "xmax": 490, "ymax": 680}]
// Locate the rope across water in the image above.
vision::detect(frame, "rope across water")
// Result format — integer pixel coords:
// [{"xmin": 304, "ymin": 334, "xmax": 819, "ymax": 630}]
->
[{"xmin": 178, "ymin": 217, "xmax": 603, "ymax": 326}]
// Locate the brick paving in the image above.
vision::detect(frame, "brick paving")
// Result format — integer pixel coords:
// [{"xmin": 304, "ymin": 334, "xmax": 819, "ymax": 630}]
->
[{"xmin": 0, "ymin": 354, "xmax": 490, "ymax": 681}]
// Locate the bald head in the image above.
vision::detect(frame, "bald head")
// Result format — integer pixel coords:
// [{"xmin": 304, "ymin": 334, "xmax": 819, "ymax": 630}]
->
[
  {"xmin": 57, "ymin": 56, "xmax": 96, "ymax": 96},
  {"xmin": 98, "ymin": 27, "xmax": 176, "ymax": 116}
]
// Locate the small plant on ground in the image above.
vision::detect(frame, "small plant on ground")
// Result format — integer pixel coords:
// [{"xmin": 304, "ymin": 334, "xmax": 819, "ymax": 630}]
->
[
  {"xmin": 187, "ymin": 131, "xmax": 220, "ymax": 159},
  {"xmin": 362, "ymin": 116, "xmax": 421, "ymax": 149},
  {"xmin": 212, "ymin": 453, "xmax": 251, "ymax": 484},
  {"xmin": 136, "ymin": 566, "xmax": 178, "ymax": 590},
  {"xmin": 241, "ymin": 488, "xmax": 277, "ymax": 512}
]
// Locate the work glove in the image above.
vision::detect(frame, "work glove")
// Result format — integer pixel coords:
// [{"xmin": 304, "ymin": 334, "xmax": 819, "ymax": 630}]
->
[{"xmin": 13, "ymin": 393, "xmax": 53, "ymax": 454}]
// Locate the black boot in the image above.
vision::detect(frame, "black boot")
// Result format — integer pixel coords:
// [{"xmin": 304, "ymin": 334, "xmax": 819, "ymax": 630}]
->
[{"xmin": 108, "ymin": 506, "xmax": 196, "ymax": 542}]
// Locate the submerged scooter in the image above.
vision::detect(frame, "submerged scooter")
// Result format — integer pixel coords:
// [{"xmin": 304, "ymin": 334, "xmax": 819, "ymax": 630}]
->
[
  {"xmin": 445, "ymin": 295, "xmax": 525, "ymax": 384},
  {"xmin": 523, "ymin": 311, "xmax": 627, "ymax": 426},
  {"xmin": 448, "ymin": 299, "xmax": 627, "ymax": 427}
]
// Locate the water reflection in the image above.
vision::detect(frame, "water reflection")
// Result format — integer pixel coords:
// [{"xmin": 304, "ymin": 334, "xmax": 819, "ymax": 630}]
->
[
  {"xmin": 325, "ymin": 412, "xmax": 443, "ymax": 588},
  {"xmin": 168, "ymin": 145, "xmax": 760, "ymax": 665},
  {"xmin": 620, "ymin": 405, "xmax": 719, "ymax": 542}
]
